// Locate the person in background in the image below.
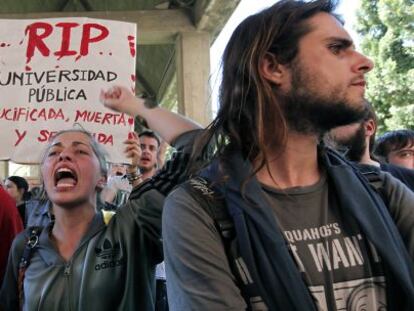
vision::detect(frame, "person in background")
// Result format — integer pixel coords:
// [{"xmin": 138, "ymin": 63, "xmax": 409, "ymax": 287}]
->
[
  {"xmin": 100, "ymin": 163, "xmax": 132, "ymax": 209},
  {"xmin": 329, "ymin": 104, "xmax": 414, "ymax": 191},
  {"xmin": 139, "ymin": 130, "xmax": 161, "ymax": 181},
  {"xmin": 101, "ymin": 130, "xmax": 161, "ymax": 208},
  {"xmin": 28, "ymin": 186, "xmax": 43, "ymax": 200},
  {"xmin": 4, "ymin": 176, "xmax": 30, "ymax": 226},
  {"xmin": 375, "ymin": 129, "xmax": 414, "ymax": 170},
  {"xmin": 0, "ymin": 185, "xmax": 23, "ymax": 286},
  {"xmin": 137, "ymin": 130, "xmax": 167, "ymax": 311}
]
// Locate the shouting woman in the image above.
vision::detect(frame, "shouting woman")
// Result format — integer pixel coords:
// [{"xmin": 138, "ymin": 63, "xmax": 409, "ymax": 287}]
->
[{"xmin": 0, "ymin": 86, "xmax": 199, "ymax": 311}]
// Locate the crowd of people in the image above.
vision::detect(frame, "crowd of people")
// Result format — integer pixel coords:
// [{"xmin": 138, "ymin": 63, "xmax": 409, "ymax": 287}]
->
[{"xmin": 0, "ymin": 0, "xmax": 413, "ymax": 310}]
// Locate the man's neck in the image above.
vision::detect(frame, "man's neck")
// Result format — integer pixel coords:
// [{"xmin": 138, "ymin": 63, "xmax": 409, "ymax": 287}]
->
[
  {"xmin": 359, "ymin": 153, "xmax": 380, "ymax": 167},
  {"xmin": 359, "ymin": 137, "xmax": 380, "ymax": 167},
  {"xmin": 255, "ymin": 132, "xmax": 321, "ymax": 189}
]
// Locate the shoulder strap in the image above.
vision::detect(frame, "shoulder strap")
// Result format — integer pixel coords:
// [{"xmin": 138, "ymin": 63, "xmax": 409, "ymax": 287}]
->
[
  {"xmin": 325, "ymin": 148, "xmax": 385, "ymax": 192},
  {"xmin": 186, "ymin": 177, "xmax": 234, "ymax": 240},
  {"xmin": 359, "ymin": 167, "xmax": 389, "ymax": 206},
  {"xmin": 18, "ymin": 226, "xmax": 42, "ymax": 310},
  {"xmin": 183, "ymin": 177, "xmax": 264, "ymax": 311},
  {"xmin": 361, "ymin": 169, "xmax": 383, "ymax": 190}
]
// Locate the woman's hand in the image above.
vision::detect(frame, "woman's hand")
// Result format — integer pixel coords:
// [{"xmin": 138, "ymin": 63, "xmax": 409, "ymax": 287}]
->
[
  {"xmin": 100, "ymin": 85, "xmax": 201, "ymax": 145},
  {"xmin": 100, "ymin": 86, "xmax": 144, "ymax": 117}
]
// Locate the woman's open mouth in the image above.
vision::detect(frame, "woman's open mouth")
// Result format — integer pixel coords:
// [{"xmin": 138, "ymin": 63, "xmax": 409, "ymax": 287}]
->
[{"xmin": 54, "ymin": 167, "xmax": 78, "ymax": 189}]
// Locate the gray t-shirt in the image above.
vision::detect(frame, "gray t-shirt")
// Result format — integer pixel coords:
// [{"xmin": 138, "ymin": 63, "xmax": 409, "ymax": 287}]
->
[
  {"xmin": 163, "ymin": 170, "xmax": 414, "ymax": 311},
  {"xmin": 262, "ymin": 174, "xmax": 386, "ymax": 310}
]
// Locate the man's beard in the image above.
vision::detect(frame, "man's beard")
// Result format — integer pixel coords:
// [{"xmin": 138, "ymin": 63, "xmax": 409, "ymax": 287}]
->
[
  {"xmin": 280, "ymin": 60, "xmax": 368, "ymax": 136},
  {"xmin": 332, "ymin": 124, "xmax": 367, "ymax": 162}
]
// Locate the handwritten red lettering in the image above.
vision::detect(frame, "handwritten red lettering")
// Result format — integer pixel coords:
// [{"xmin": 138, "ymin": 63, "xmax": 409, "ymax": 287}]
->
[
  {"xmin": 37, "ymin": 129, "xmax": 50, "ymax": 142},
  {"xmin": 14, "ymin": 129, "xmax": 27, "ymax": 146},
  {"xmin": 93, "ymin": 133, "xmax": 113, "ymax": 146},
  {"xmin": 127, "ymin": 35, "xmax": 135, "ymax": 57},
  {"xmin": 74, "ymin": 110, "xmax": 127, "ymax": 126},
  {"xmin": 37, "ymin": 130, "xmax": 113, "ymax": 146},
  {"xmin": 25, "ymin": 22, "xmax": 53, "ymax": 63},
  {"xmin": 54, "ymin": 22, "xmax": 79, "ymax": 59},
  {"xmin": 25, "ymin": 22, "xmax": 109, "ymax": 63},
  {"xmin": 80, "ymin": 23, "xmax": 109, "ymax": 57},
  {"xmin": 37, "ymin": 130, "xmax": 58, "ymax": 142},
  {"xmin": 0, "ymin": 107, "xmax": 65, "ymax": 122}
]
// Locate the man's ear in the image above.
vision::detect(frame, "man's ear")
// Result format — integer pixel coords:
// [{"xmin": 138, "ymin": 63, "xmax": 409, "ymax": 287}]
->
[
  {"xmin": 364, "ymin": 119, "xmax": 376, "ymax": 137},
  {"xmin": 259, "ymin": 53, "xmax": 288, "ymax": 85}
]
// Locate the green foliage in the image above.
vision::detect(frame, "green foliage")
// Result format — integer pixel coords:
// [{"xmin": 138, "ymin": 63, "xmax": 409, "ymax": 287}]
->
[
  {"xmin": 385, "ymin": 104, "xmax": 414, "ymax": 130},
  {"xmin": 356, "ymin": 0, "xmax": 414, "ymax": 133}
]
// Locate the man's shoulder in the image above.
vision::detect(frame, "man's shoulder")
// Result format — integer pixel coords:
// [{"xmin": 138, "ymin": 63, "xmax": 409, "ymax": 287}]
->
[
  {"xmin": 165, "ymin": 179, "xmax": 217, "ymax": 217},
  {"xmin": 166, "ymin": 177, "xmax": 227, "ymax": 226},
  {"xmin": 166, "ymin": 182, "xmax": 194, "ymax": 205}
]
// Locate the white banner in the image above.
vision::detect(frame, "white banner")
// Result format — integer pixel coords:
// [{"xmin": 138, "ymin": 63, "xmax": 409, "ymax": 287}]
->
[{"xmin": 0, "ymin": 17, "xmax": 136, "ymax": 164}]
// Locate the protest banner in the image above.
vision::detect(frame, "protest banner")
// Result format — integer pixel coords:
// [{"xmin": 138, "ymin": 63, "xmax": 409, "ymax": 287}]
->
[{"xmin": 0, "ymin": 17, "xmax": 136, "ymax": 164}]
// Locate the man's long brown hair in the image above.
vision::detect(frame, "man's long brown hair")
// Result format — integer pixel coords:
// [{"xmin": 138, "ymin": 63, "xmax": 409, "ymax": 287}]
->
[{"xmin": 190, "ymin": 0, "xmax": 339, "ymax": 177}]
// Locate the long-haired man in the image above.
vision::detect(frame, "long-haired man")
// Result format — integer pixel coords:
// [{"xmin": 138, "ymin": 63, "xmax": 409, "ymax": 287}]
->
[{"xmin": 163, "ymin": 1, "xmax": 414, "ymax": 310}]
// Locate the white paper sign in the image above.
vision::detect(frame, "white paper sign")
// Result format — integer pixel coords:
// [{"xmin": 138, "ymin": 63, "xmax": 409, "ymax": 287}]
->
[{"xmin": 0, "ymin": 17, "xmax": 136, "ymax": 164}]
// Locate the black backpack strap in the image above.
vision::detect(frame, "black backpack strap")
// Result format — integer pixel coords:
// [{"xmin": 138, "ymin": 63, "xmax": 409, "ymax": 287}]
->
[
  {"xmin": 361, "ymin": 169, "xmax": 383, "ymax": 190},
  {"xmin": 187, "ymin": 177, "xmax": 234, "ymax": 240},
  {"xmin": 358, "ymin": 166, "xmax": 389, "ymax": 206},
  {"xmin": 183, "ymin": 177, "xmax": 266, "ymax": 311},
  {"xmin": 18, "ymin": 226, "xmax": 42, "ymax": 310},
  {"xmin": 325, "ymin": 148, "xmax": 385, "ymax": 194}
]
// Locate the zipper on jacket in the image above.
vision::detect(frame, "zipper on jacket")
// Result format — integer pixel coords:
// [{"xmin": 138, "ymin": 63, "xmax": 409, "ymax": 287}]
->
[
  {"xmin": 64, "ymin": 264, "xmax": 71, "ymax": 276},
  {"xmin": 64, "ymin": 263, "xmax": 72, "ymax": 311}
]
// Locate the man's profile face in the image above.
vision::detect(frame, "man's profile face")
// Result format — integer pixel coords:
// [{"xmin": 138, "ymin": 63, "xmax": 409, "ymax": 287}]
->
[
  {"xmin": 138, "ymin": 136, "xmax": 159, "ymax": 173},
  {"xmin": 280, "ymin": 12, "xmax": 373, "ymax": 134}
]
